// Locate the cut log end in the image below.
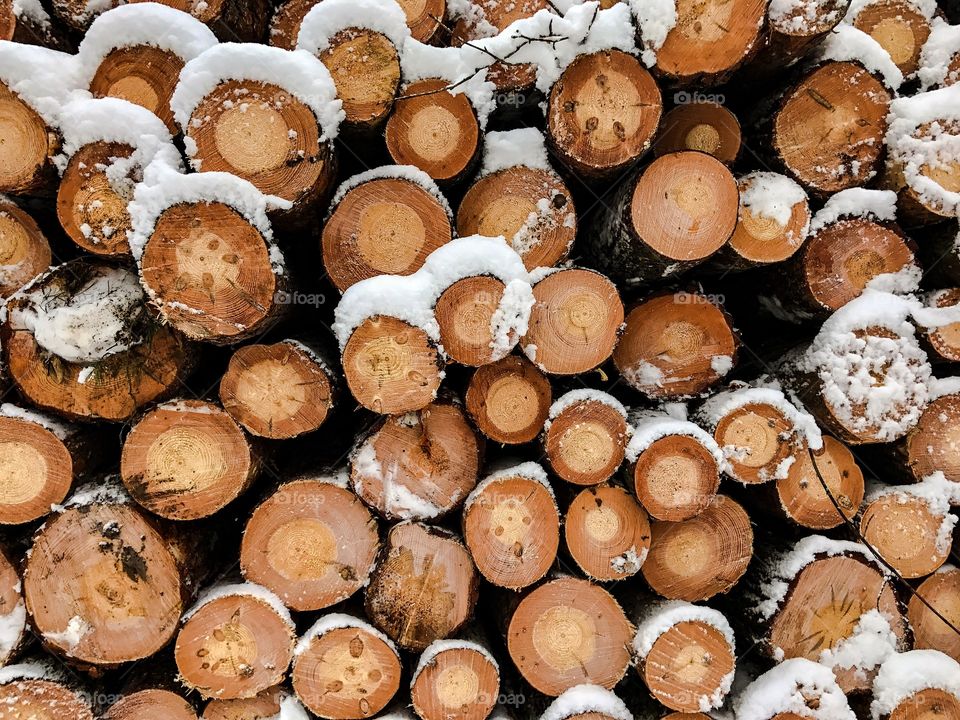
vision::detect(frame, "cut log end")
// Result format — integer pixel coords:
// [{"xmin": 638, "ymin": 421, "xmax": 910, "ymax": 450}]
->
[
  {"xmin": 435, "ymin": 276, "xmax": 508, "ymax": 366},
  {"xmin": 386, "ymin": 78, "xmax": 479, "ymax": 184},
  {"xmin": 565, "ymin": 484, "xmax": 651, "ymax": 581},
  {"xmin": 457, "ymin": 166, "xmax": 575, "ymax": 271},
  {"xmin": 241, "ymin": 480, "xmax": 379, "ymax": 612},
  {"xmin": 0, "ymin": 82, "xmax": 56, "ymax": 195},
  {"xmin": 851, "ymin": 0, "xmax": 931, "ymax": 77},
  {"xmin": 861, "ymin": 492, "xmax": 949, "ymax": 579},
  {"xmin": 654, "ymin": 102, "xmax": 741, "ymax": 164},
  {"xmin": 727, "ymin": 175, "xmax": 809, "ymax": 267},
  {"xmin": 642, "ymin": 495, "xmax": 753, "ymax": 601},
  {"xmin": 269, "ymin": 0, "xmax": 319, "ymax": 48},
  {"xmin": 411, "ymin": 643, "xmax": 500, "ymax": 720},
  {"xmin": 175, "ymin": 593, "xmax": 295, "ymax": 700},
  {"xmin": 0, "ymin": 415, "xmax": 74, "ymax": 525},
  {"xmin": 633, "ymin": 435, "xmax": 720, "ymax": 521},
  {"xmin": 342, "ymin": 315, "xmax": 443, "ymax": 415},
  {"xmin": 886, "ymin": 688, "xmax": 960, "ymax": 720},
  {"xmin": 0, "ymin": 202, "xmax": 51, "ymax": 297},
  {"xmin": 545, "ymin": 399, "xmax": 628, "ymax": 486},
  {"xmin": 906, "ymin": 394, "xmax": 960, "ymax": 482},
  {"xmin": 507, "ymin": 577, "xmax": 632, "ymax": 696},
  {"xmin": 463, "ymin": 473, "xmax": 559, "ymax": 589},
  {"xmin": 926, "ymin": 289, "xmax": 960, "ymax": 362},
  {"xmin": 908, "ymin": 567, "xmax": 960, "ymax": 663},
  {"xmin": 547, "ymin": 50, "xmax": 661, "ymax": 179},
  {"xmin": 202, "ymin": 686, "xmax": 285, "ymax": 719},
  {"xmin": 105, "ymin": 690, "xmax": 198, "ymax": 720},
  {"xmin": 219, "ymin": 341, "xmax": 334, "ymax": 439},
  {"xmin": 319, "ymin": 28, "xmax": 401, "ymax": 130},
  {"xmin": 121, "ymin": 400, "xmax": 256, "ymax": 521},
  {"xmin": 614, "ymin": 293, "xmax": 736, "ymax": 399},
  {"xmin": 465, "ymin": 354, "xmax": 551, "ymax": 444},
  {"xmin": 0, "ymin": 678, "xmax": 94, "ymax": 720},
  {"xmin": 522, "ymin": 269, "xmax": 624, "ymax": 376},
  {"xmin": 396, "ymin": 0, "xmax": 445, "ymax": 43},
  {"xmin": 777, "ymin": 437, "xmax": 864, "ymax": 530},
  {"xmin": 0, "ymin": 551, "xmax": 25, "ymax": 666},
  {"xmin": 714, "ymin": 402, "xmax": 799, "ymax": 485},
  {"xmin": 323, "ymin": 176, "xmax": 453, "ymax": 292},
  {"xmin": 292, "ymin": 624, "xmax": 402, "ymax": 719}
]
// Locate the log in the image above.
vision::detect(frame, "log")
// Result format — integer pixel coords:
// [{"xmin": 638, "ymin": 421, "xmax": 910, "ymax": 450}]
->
[
  {"xmin": 613, "ymin": 292, "xmax": 737, "ymax": 399},
  {"xmin": 506, "ymin": 577, "xmax": 632, "ymax": 695},
  {"xmin": 923, "ymin": 289, "xmax": 960, "ymax": 363},
  {"xmin": 271, "ymin": 0, "xmax": 444, "ymax": 46},
  {"xmin": 847, "ymin": 0, "xmax": 934, "ymax": 78},
  {"xmin": 776, "ymin": 436, "xmax": 864, "ymax": 530},
  {"xmin": 364, "ymin": 521, "xmax": 478, "ymax": 651},
  {"xmin": 351, "ymin": 399, "xmax": 481, "ymax": 521},
  {"xmin": 3, "ymin": 261, "xmax": 192, "ymax": 422},
  {"xmin": 641, "ymin": 495, "xmax": 753, "ymax": 601},
  {"xmin": 292, "ymin": 614, "xmax": 402, "ymax": 719},
  {"xmin": 521, "ymin": 268, "xmax": 623, "ymax": 375},
  {"xmin": 769, "ymin": 61, "xmax": 891, "ymax": 195},
  {"xmin": 23, "ymin": 483, "xmax": 192, "ymax": 671},
  {"xmin": 385, "ymin": 78, "xmax": 481, "ymax": 185},
  {"xmin": 120, "ymin": 399, "xmax": 258, "ymax": 521},
  {"xmin": 626, "ymin": 413, "xmax": 722, "ymax": 522},
  {"xmin": 104, "ymin": 690, "xmax": 199, "ymax": 720},
  {"xmin": 0, "ymin": 664, "xmax": 94, "ymax": 719},
  {"xmin": 323, "ymin": 170, "xmax": 453, "ymax": 293},
  {"xmin": 203, "ymin": 686, "xmax": 308, "ymax": 719},
  {"xmin": 733, "ymin": 657, "xmax": 854, "ymax": 720},
  {"xmin": 219, "ymin": 339, "xmax": 337, "ymax": 439},
  {"xmin": 871, "ymin": 650, "xmax": 960, "ymax": 720},
  {"xmin": 540, "ymin": 685, "xmax": 631, "ymax": 720},
  {"xmin": 632, "ymin": 602, "xmax": 735, "ymax": 713},
  {"xmin": 435, "ymin": 275, "xmax": 519, "ymax": 366},
  {"xmin": 545, "ymin": 49, "xmax": 661, "ymax": 181},
  {"xmin": 175, "ymin": 583, "xmax": 296, "ymax": 700},
  {"xmin": 465, "ymin": 354, "xmax": 552, "ymax": 445},
  {"xmin": 270, "ymin": 0, "xmax": 320, "ymax": 48},
  {"xmin": 0, "ymin": 549, "xmax": 26, "ymax": 667},
  {"xmin": 0, "ymin": 198, "xmax": 51, "ymax": 297},
  {"xmin": 130, "ymin": 0, "xmax": 271, "ymax": 42},
  {"xmin": 0, "ymin": 79, "xmax": 59, "ymax": 196},
  {"xmin": 564, "ymin": 484, "xmax": 651, "ymax": 581},
  {"xmin": 543, "ymin": 390, "xmax": 629, "ymax": 487},
  {"xmin": 752, "ymin": 0, "xmax": 850, "ymax": 75},
  {"xmin": 908, "ymin": 565, "xmax": 960, "ymax": 663},
  {"xmin": 462, "ymin": 462, "xmax": 559, "ymax": 589},
  {"xmin": 652, "ymin": 101, "xmax": 741, "ymax": 164},
  {"xmin": 650, "ymin": 0, "xmax": 766, "ymax": 86},
  {"xmin": 0, "ymin": 404, "xmax": 101, "ymax": 526},
  {"xmin": 757, "ymin": 536, "xmax": 908, "ymax": 693},
  {"xmin": 584, "ymin": 152, "xmax": 739, "ymax": 285},
  {"xmin": 397, "ymin": 0, "xmax": 445, "ymax": 43},
  {"xmin": 411, "ymin": 639, "xmax": 500, "ymax": 720},
  {"xmin": 0, "ymin": 0, "xmax": 71, "ymax": 49},
  {"xmin": 899, "ymin": 393, "xmax": 960, "ymax": 484}
]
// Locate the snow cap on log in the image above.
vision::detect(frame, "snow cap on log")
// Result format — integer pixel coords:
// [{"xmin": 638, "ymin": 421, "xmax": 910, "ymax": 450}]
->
[
  {"xmin": 540, "ymin": 684, "xmax": 632, "ymax": 720},
  {"xmin": 871, "ymin": 650, "xmax": 960, "ymax": 719},
  {"xmin": 296, "ymin": 0, "xmax": 410, "ymax": 54},
  {"xmin": 813, "ymin": 24, "xmax": 904, "ymax": 90},
  {"xmin": 0, "ymin": 41, "xmax": 79, "ymax": 124},
  {"xmin": 735, "ymin": 657, "xmax": 855, "ymax": 720},
  {"xmin": 919, "ymin": 17, "xmax": 960, "ymax": 89}
]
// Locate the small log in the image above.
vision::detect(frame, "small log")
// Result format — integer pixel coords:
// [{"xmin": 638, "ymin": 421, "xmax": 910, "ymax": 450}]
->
[
  {"xmin": 632, "ymin": 602, "xmax": 735, "ymax": 713},
  {"xmin": 435, "ymin": 275, "xmax": 520, "ymax": 367},
  {"xmin": 365, "ymin": 521, "xmax": 479, "ymax": 652},
  {"xmin": 651, "ymin": 0, "xmax": 766, "ymax": 86},
  {"xmin": 385, "ymin": 78, "xmax": 480, "ymax": 185},
  {"xmin": 923, "ymin": 289, "xmax": 960, "ymax": 363},
  {"xmin": 733, "ymin": 657, "xmax": 854, "ymax": 720},
  {"xmin": 543, "ymin": 391, "xmax": 629, "ymax": 487},
  {"xmin": 0, "ymin": 549, "xmax": 26, "ymax": 666},
  {"xmin": 24, "ymin": 484, "xmax": 191, "ymax": 671},
  {"xmin": 521, "ymin": 268, "xmax": 623, "ymax": 375},
  {"xmin": 203, "ymin": 686, "xmax": 307, "ymax": 719},
  {"xmin": 626, "ymin": 413, "xmax": 722, "ymax": 522},
  {"xmin": 105, "ymin": 690, "xmax": 198, "ymax": 720},
  {"xmin": 341, "ymin": 315, "xmax": 443, "ymax": 415},
  {"xmin": 584, "ymin": 152, "xmax": 739, "ymax": 285},
  {"xmin": 411, "ymin": 639, "xmax": 500, "ymax": 720},
  {"xmin": 462, "ymin": 462, "xmax": 559, "ymax": 590},
  {"xmin": 908, "ymin": 565, "xmax": 960, "ymax": 663},
  {"xmin": 0, "ymin": 80, "xmax": 59, "ymax": 196},
  {"xmin": 871, "ymin": 650, "xmax": 960, "ymax": 720},
  {"xmin": 847, "ymin": 0, "xmax": 933, "ymax": 78},
  {"xmin": 613, "ymin": 292, "xmax": 737, "ymax": 399},
  {"xmin": 175, "ymin": 583, "xmax": 296, "ymax": 700},
  {"xmin": 641, "ymin": 495, "xmax": 753, "ymax": 601},
  {"xmin": 776, "ymin": 436, "xmax": 864, "ymax": 530},
  {"xmin": 120, "ymin": 399, "xmax": 258, "ymax": 521},
  {"xmin": 292, "ymin": 614, "xmax": 402, "ymax": 719},
  {"xmin": 564, "ymin": 484, "xmax": 651, "ymax": 581},
  {"xmin": 465, "ymin": 354, "xmax": 551, "ymax": 445},
  {"xmin": 506, "ymin": 577, "xmax": 632, "ymax": 695},
  {"xmin": 0, "ymin": 198, "xmax": 51, "ymax": 297},
  {"xmin": 3, "ymin": 261, "xmax": 192, "ymax": 422},
  {"xmin": 546, "ymin": 49, "xmax": 661, "ymax": 181},
  {"xmin": 752, "ymin": 0, "xmax": 850, "ymax": 74},
  {"xmin": 269, "ymin": 0, "xmax": 320, "ymax": 48},
  {"xmin": 351, "ymin": 400, "xmax": 481, "ymax": 521},
  {"xmin": 653, "ymin": 101, "xmax": 741, "ymax": 164},
  {"xmin": 0, "ymin": 665, "xmax": 93, "ymax": 718},
  {"xmin": 219, "ymin": 339, "xmax": 336, "ymax": 439},
  {"xmin": 130, "ymin": 0, "xmax": 271, "ymax": 42},
  {"xmin": 323, "ymin": 170, "xmax": 453, "ymax": 292},
  {"xmin": 899, "ymin": 393, "xmax": 960, "ymax": 484},
  {"xmin": 769, "ymin": 61, "xmax": 891, "ymax": 195}
]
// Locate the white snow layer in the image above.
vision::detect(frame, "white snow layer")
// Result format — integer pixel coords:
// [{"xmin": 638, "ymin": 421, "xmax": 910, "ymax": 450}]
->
[
  {"xmin": 625, "ymin": 410, "xmax": 723, "ymax": 465},
  {"xmin": 814, "ymin": 24, "xmax": 903, "ymax": 90},
  {"xmin": 545, "ymin": 389, "xmax": 627, "ymax": 432},
  {"xmin": 296, "ymin": 0, "xmax": 410, "ymax": 55},
  {"xmin": 350, "ymin": 435, "xmax": 446, "ymax": 521},
  {"xmin": 0, "ymin": 595, "xmax": 25, "ymax": 663},
  {"xmin": 769, "ymin": 0, "xmax": 846, "ymax": 35},
  {"xmin": 633, "ymin": 600, "xmax": 734, "ymax": 658},
  {"xmin": 809, "ymin": 188, "xmax": 898, "ymax": 233},
  {"xmin": 540, "ymin": 685, "xmax": 632, "ymax": 720},
  {"xmin": 183, "ymin": 582, "xmax": 294, "ymax": 629},
  {"xmin": 871, "ymin": 650, "xmax": 960, "ymax": 719},
  {"xmin": 817, "ymin": 609, "xmax": 899, "ymax": 681},
  {"xmin": 626, "ymin": 0, "xmax": 677, "ymax": 66},
  {"xmin": 295, "ymin": 612, "xmax": 397, "ymax": 656},
  {"xmin": 481, "ymin": 128, "xmax": 552, "ymax": 176},
  {"xmin": 61, "ymin": 477, "xmax": 131, "ymax": 509},
  {"xmin": 412, "ymin": 638, "xmax": 499, "ymax": 684},
  {"xmin": 866, "ymin": 474, "xmax": 959, "ymax": 554},
  {"xmin": 0, "ymin": 403, "xmax": 71, "ymax": 440},
  {"xmin": 0, "ymin": 42, "xmax": 80, "ymax": 125},
  {"xmin": 170, "ymin": 43, "xmax": 344, "ymax": 141},
  {"xmin": 919, "ymin": 18, "xmax": 960, "ymax": 89},
  {"xmin": 329, "ymin": 165, "xmax": 452, "ymax": 219},
  {"xmin": 740, "ymin": 171, "xmax": 808, "ymax": 228},
  {"xmin": 735, "ymin": 658, "xmax": 855, "ymax": 720}
]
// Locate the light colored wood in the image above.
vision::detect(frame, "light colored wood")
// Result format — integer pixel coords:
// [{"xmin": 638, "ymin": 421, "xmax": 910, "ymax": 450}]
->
[
  {"xmin": 861, "ymin": 491, "xmax": 950, "ymax": 578},
  {"xmin": 0, "ymin": 200, "xmax": 51, "ymax": 297},
  {"xmin": 395, "ymin": 0, "xmax": 445, "ymax": 43},
  {"xmin": 269, "ymin": 0, "xmax": 320, "ymax": 48},
  {"xmin": 319, "ymin": 29, "xmax": 401, "ymax": 131},
  {"xmin": 0, "ymin": 677, "xmax": 93, "ymax": 719},
  {"xmin": 465, "ymin": 355, "xmax": 551, "ymax": 444},
  {"xmin": 202, "ymin": 686, "xmax": 285, "ymax": 719},
  {"xmin": 411, "ymin": 643, "xmax": 500, "ymax": 720},
  {"xmin": 713, "ymin": 402, "xmax": 801, "ymax": 485},
  {"xmin": 632, "ymin": 435, "xmax": 720, "ymax": 522},
  {"xmin": 851, "ymin": 0, "xmax": 931, "ymax": 77},
  {"xmin": 723, "ymin": 173, "xmax": 810, "ymax": 268},
  {"xmin": 776, "ymin": 437, "xmax": 864, "ymax": 529},
  {"xmin": 435, "ymin": 276, "xmax": 509, "ymax": 366},
  {"xmin": 925, "ymin": 289, "xmax": 960, "ymax": 363},
  {"xmin": 887, "ymin": 688, "xmax": 960, "ymax": 720},
  {"xmin": 105, "ymin": 690, "xmax": 198, "ymax": 720},
  {"xmin": 564, "ymin": 484, "xmax": 651, "ymax": 581},
  {"xmin": 545, "ymin": 399, "xmax": 628, "ymax": 486},
  {"xmin": 908, "ymin": 567, "xmax": 960, "ymax": 663},
  {"xmin": 0, "ymin": 81, "xmax": 58, "ymax": 195}
]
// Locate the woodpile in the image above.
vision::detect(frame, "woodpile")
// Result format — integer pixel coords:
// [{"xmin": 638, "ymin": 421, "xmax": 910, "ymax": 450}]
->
[{"xmin": 1, "ymin": 1, "xmax": 960, "ymax": 719}]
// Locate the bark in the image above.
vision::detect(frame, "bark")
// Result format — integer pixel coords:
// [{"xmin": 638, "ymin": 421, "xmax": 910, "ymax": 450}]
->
[
  {"xmin": 268, "ymin": 0, "xmax": 320, "ymax": 49},
  {"xmin": 0, "ymin": 0, "xmax": 73, "ymax": 49},
  {"xmin": 132, "ymin": 0, "xmax": 271, "ymax": 41}
]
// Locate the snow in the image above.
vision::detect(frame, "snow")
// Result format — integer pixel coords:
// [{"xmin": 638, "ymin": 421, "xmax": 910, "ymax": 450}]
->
[
  {"xmin": 446, "ymin": 0, "xmax": 499, "ymax": 38},
  {"xmin": 626, "ymin": 0, "xmax": 677, "ymax": 67},
  {"xmin": 770, "ymin": 0, "xmax": 846, "ymax": 35},
  {"xmin": 813, "ymin": 24, "xmax": 903, "ymax": 90},
  {"xmin": 919, "ymin": 18, "xmax": 960, "ymax": 90},
  {"xmin": 633, "ymin": 600, "xmax": 734, "ymax": 658},
  {"xmin": 608, "ymin": 547, "xmax": 645, "ymax": 575},
  {"xmin": 809, "ymin": 188, "xmax": 897, "ymax": 233},
  {"xmin": 11, "ymin": 0, "xmax": 49, "ymax": 26},
  {"xmin": 44, "ymin": 615, "xmax": 91, "ymax": 652},
  {"xmin": 540, "ymin": 685, "xmax": 632, "ymax": 720},
  {"xmin": 75, "ymin": 4, "xmax": 218, "ymax": 87},
  {"xmin": 8, "ymin": 264, "xmax": 147, "ymax": 364},
  {"xmin": 0, "ymin": 596, "xmax": 25, "ymax": 663},
  {"xmin": 61, "ymin": 477, "xmax": 130, "ymax": 509},
  {"xmin": 0, "ymin": 660, "xmax": 63, "ymax": 685},
  {"xmin": 350, "ymin": 439, "xmax": 445, "ymax": 521},
  {"xmin": 625, "ymin": 410, "xmax": 723, "ymax": 465},
  {"xmin": 296, "ymin": 0, "xmax": 410, "ymax": 55},
  {"xmin": 170, "ymin": 43, "xmax": 344, "ymax": 141},
  {"xmin": 183, "ymin": 582, "xmax": 294, "ymax": 629},
  {"xmin": 735, "ymin": 658, "xmax": 855, "ymax": 720},
  {"xmin": 866, "ymin": 474, "xmax": 959, "ymax": 554},
  {"xmin": 0, "ymin": 403, "xmax": 70, "ymax": 440},
  {"xmin": 0, "ymin": 42, "xmax": 80, "ymax": 125},
  {"xmin": 740, "ymin": 171, "xmax": 808, "ymax": 230},
  {"xmin": 329, "ymin": 165, "xmax": 452, "ymax": 219},
  {"xmin": 817, "ymin": 609, "xmax": 899, "ymax": 682},
  {"xmin": 295, "ymin": 612, "xmax": 396, "ymax": 657},
  {"xmin": 481, "ymin": 128, "xmax": 551, "ymax": 176},
  {"xmin": 332, "ymin": 236, "xmax": 532, "ymax": 358},
  {"xmin": 755, "ymin": 535, "xmax": 881, "ymax": 620},
  {"xmin": 412, "ymin": 638, "xmax": 499, "ymax": 684},
  {"xmin": 844, "ymin": 0, "xmax": 938, "ymax": 24},
  {"xmin": 544, "ymin": 389, "xmax": 626, "ymax": 432},
  {"xmin": 871, "ymin": 650, "xmax": 960, "ymax": 719},
  {"xmin": 273, "ymin": 695, "xmax": 310, "ymax": 720},
  {"xmin": 464, "ymin": 461, "xmax": 554, "ymax": 513}
]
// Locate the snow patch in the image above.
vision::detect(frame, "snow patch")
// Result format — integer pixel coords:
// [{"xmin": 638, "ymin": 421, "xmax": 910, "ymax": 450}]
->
[
  {"xmin": 0, "ymin": 403, "xmax": 70, "ymax": 440},
  {"xmin": 540, "ymin": 685, "xmax": 632, "ymax": 720},
  {"xmin": 184, "ymin": 582, "xmax": 294, "ymax": 629},
  {"xmin": 296, "ymin": 612, "xmax": 396, "ymax": 657},
  {"xmin": 871, "ymin": 650, "xmax": 960, "ymax": 719},
  {"xmin": 813, "ymin": 24, "xmax": 903, "ymax": 90},
  {"xmin": 740, "ymin": 171, "xmax": 808, "ymax": 229},
  {"xmin": 735, "ymin": 658, "xmax": 855, "ymax": 720},
  {"xmin": 481, "ymin": 128, "xmax": 551, "ymax": 176},
  {"xmin": 296, "ymin": 0, "xmax": 410, "ymax": 55}
]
